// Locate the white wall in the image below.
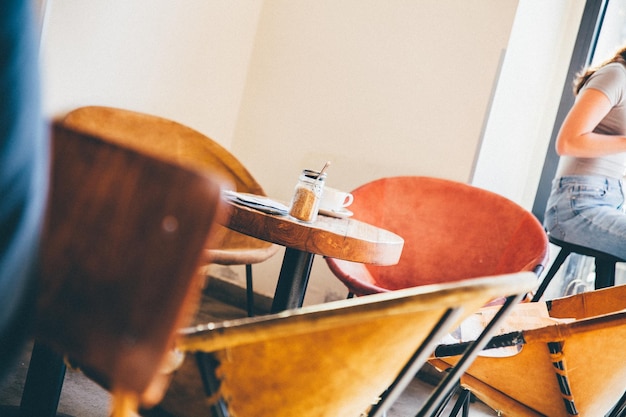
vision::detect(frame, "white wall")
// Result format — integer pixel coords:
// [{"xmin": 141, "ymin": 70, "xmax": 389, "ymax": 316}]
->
[
  {"xmin": 472, "ymin": 0, "xmax": 586, "ymax": 210},
  {"xmin": 40, "ymin": 0, "xmax": 262, "ymax": 148}
]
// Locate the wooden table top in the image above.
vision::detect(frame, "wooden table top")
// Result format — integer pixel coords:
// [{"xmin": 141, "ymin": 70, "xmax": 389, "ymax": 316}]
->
[{"xmin": 221, "ymin": 198, "xmax": 404, "ymax": 266}]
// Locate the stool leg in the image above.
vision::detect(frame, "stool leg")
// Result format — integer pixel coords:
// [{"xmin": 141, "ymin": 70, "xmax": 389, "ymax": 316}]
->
[
  {"xmin": 532, "ymin": 248, "xmax": 570, "ymax": 302},
  {"xmin": 594, "ymin": 259, "xmax": 616, "ymax": 289}
]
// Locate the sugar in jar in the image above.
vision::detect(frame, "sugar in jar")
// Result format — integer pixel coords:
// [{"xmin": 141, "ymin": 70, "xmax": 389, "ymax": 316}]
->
[{"xmin": 289, "ymin": 169, "xmax": 326, "ymax": 222}]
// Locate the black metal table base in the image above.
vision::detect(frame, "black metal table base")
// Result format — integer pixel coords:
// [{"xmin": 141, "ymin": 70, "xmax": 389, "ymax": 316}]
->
[{"xmin": 270, "ymin": 247, "xmax": 315, "ymax": 313}]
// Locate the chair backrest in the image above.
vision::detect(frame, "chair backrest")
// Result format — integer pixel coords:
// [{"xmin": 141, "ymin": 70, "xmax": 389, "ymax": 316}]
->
[
  {"xmin": 35, "ymin": 122, "xmax": 226, "ymax": 407},
  {"xmin": 61, "ymin": 105, "xmax": 272, "ymax": 257},
  {"xmin": 433, "ymin": 284, "xmax": 626, "ymax": 417},
  {"xmin": 178, "ymin": 272, "xmax": 537, "ymax": 417},
  {"xmin": 326, "ymin": 176, "xmax": 549, "ymax": 295}
]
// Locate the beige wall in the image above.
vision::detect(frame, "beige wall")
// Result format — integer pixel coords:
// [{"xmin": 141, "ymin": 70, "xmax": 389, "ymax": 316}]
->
[
  {"xmin": 40, "ymin": 1, "xmax": 584, "ymax": 305},
  {"xmin": 227, "ymin": 0, "xmax": 520, "ymax": 302},
  {"xmin": 232, "ymin": 0, "xmax": 518, "ymax": 200}
]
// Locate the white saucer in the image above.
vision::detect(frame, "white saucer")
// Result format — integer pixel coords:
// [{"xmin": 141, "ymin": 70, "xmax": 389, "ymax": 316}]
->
[{"xmin": 319, "ymin": 207, "xmax": 354, "ymax": 219}]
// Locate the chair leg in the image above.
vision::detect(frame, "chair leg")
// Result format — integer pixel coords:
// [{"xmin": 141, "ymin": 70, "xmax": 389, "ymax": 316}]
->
[
  {"xmin": 594, "ymin": 259, "xmax": 616, "ymax": 289},
  {"xmin": 245, "ymin": 264, "xmax": 254, "ymax": 317},
  {"xmin": 448, "ymin": 388, "xmax": 471, "ymax": 417},
  {"xmin": 18, "ymin": 341, "xmax": 67, "ymax": 417},
  {"xmin": 430, "ymin": 383, "xmax": 457, "ymax": 417},
  {"xmin": 606, "ymin": 389, "xmax": 626, "ymax": 417},
  {"xmin": 532, "ymin": 248, "xmax": 570, "ymax": 301},
  {"xmin": 429, "ymin": 383, "xmax": 470, "ymax": 417},
  {"xmin": 196, "ymin": 352, "xmax": 229, "ymax": 417}
]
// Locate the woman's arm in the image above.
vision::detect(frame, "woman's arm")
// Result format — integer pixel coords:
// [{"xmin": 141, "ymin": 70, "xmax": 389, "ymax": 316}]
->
[{"xmin": 556, "ymin": 88, "xmax": 626, "ymax": 157}]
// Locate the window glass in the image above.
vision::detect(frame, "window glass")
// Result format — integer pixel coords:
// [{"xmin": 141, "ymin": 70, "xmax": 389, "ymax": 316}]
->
[{"xmin": 591, "ymin": 0, "xmax": 626, "ymax": 66}]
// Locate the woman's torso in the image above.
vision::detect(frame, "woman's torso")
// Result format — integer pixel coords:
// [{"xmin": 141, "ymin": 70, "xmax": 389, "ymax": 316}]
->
[{"xmin": 556, "ymin": 62, "xmax": 626, "ymax": 180}]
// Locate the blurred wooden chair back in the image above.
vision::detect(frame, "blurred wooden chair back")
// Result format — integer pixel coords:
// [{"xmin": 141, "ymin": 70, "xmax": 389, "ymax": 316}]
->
[
  {"xmin": 176, "ymin": 272, "xmax": 537, "ymax": 417},
  {"xmin": 325, "ymin": 176, "xmax": 549, "ymax": 297},
  {"xmin": 431, "ymin": 284, "xmax": 626, "ymax": 417},
  {"xmin": 62, "ymin": 105, "xmax": 279, "ymax": 316},
  {"xmin": 34, "ymin": 122, "xmax": 226, "ymax": 415}
]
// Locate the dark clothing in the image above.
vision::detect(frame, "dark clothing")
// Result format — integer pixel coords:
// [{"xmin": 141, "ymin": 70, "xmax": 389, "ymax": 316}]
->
[{"xmin": 0, "ymin": 0, "xmax": 48, "ymax": 379}]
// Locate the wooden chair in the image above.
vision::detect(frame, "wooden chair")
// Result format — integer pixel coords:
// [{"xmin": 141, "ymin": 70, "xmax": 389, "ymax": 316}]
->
[
  {"xmin": 325, "ymin": 176, "xmax": 549, "ymax": 297},
  {"xmin": 8, "ymin": 121, "xmax": 227, "ymax": 417},
  {"xmin": 431, "ymin": 284, "xmax": 626, "ymax": 417},
  {"xmin": 174, "ymin": 272, "xmax": 538, "ymax": 417},
  {"xmin": 61, "ymin": 105, "xmax": 279, "ymax": 316}
]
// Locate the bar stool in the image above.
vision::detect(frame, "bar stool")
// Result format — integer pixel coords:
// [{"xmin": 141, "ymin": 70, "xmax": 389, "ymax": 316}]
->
[{"xmin": 532, "ymin": 234, "xmax": 625, "ymax": 301}]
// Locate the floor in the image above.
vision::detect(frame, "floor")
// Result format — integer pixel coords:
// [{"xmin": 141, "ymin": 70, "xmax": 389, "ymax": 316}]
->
[{"xmin": 0, "ymin": 292, "xmax": 498, "ymax": 417}]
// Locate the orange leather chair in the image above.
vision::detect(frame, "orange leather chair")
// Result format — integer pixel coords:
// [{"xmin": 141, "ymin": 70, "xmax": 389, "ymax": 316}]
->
[
  {"xmin": 432, "ymin": 284, "xmax": 626, "ymax": 417},
  {"xmin": 325, "ymin": 176, "xmax": 549, "ymax": 297},
  {"xmin": 176, "ymin": 272, "xmax": 537, "ymax": 417}
]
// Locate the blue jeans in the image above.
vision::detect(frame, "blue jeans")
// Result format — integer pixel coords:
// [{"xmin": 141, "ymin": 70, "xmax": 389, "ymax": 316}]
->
[{"xmin": 544, "ymin": 175, "xmax": 626, "ymax": 259}]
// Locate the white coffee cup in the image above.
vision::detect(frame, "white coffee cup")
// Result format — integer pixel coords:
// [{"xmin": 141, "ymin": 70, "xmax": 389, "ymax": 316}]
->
[{"xmin": 319, "ymin": 187, "xmax": 354, "ymax": 212}]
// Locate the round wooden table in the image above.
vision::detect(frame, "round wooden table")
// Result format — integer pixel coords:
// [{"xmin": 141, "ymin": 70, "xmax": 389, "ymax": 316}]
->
[{"xmin": 221, "ymin": 198, "xmax": 404, "ymax": 312}]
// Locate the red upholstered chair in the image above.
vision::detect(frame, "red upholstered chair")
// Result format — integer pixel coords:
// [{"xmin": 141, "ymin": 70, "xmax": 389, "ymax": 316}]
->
[
  {"xmin": 325, "ymin": 176, "xmax": 549, "ymax": 297},
  {"xmin": 324, "ymin": 177, "xmax": 549, "ymax": 415}
]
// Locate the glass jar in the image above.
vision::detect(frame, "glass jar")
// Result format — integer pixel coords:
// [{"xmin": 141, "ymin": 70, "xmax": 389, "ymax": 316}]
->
[{"xmin": 289, "ymin": 169, "xmax": 326, "ymax": 222}]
